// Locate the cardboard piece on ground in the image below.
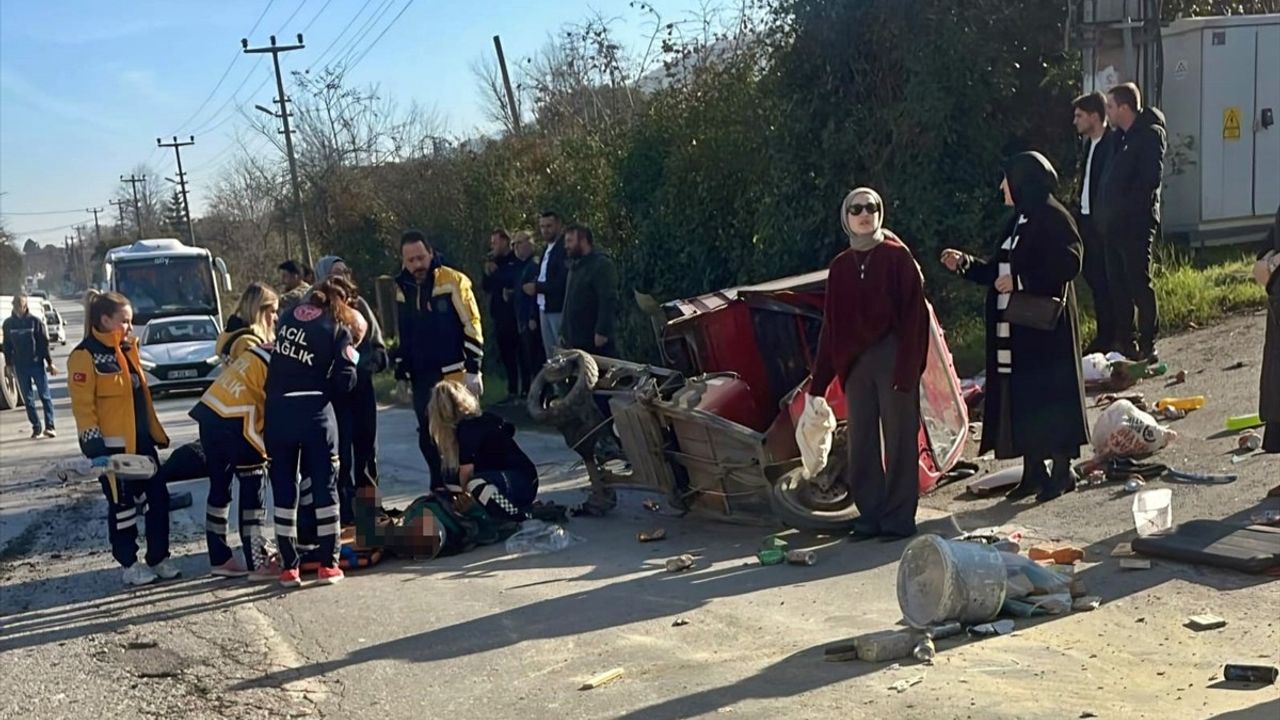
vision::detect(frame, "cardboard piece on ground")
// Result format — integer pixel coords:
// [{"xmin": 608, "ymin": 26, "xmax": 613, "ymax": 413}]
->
[
  {"xmin": 967, "ymin": 465, "xmax": 1023, "ymax": 497},
  {"xmin": 1186, "ymin": 614, "xmax": 1227, "ymax": 631},
  {"xmin": 1120, "ymin": 558, "xmax": 1152, "ymax": 570},
  {"xmin": 1111, "ymin": 542, "xmax": 1135, "ymax": 557},
  {"xmin": 579, "ymin": 668, "xmax": 624, "ymax": 690}
]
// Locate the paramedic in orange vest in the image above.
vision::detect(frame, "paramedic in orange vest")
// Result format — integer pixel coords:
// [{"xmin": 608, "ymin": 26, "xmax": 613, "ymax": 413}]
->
[{"xmin": 68, "ymin": 290, "xmax": 179, "ymax": 587}]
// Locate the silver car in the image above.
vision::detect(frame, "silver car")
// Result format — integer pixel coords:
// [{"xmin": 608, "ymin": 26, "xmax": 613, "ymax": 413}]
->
[{"xmin": 137, "ymin": 315, "xmax": 222, "ymax": 394}]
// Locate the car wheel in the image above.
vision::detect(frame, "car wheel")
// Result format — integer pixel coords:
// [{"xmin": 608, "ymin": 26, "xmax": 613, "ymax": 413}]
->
[
  {"xmin": 768, "ymin": 428, "xmax": 861, "ymax": 532},
  {"xmin": 526, "ymin": 350, "xmax": 599, "ymax": 425},
  {"xmin": 0, "ymin": 357, "xmax": 18, "ymax": 411}
]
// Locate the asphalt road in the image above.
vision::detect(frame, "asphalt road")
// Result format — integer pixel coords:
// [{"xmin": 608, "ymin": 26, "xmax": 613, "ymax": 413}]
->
[{"xmin": 1, "ymin": 299, "xmax": 1277, "ymax": 720}]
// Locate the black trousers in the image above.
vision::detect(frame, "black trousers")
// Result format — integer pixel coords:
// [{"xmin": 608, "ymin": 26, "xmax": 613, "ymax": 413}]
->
[
  {"xmin": 199, "ymin": 417, "xmax": 267, "ymax": 569},
  {"xmin": 1106, "ymin": 222, "xmax": 1160, "ymax": 351},
  {"xmin": 1078, "ymin": 215, "xmax": 1116, "ymax": 349},
  {"xmin": 520, "ymin": 328, "xmax": 546, "ymax": 386},
  {"xmin": 412, "ymin": 374, "xmax": 444, "ymax": 488},
  {"xmin": 333, "ymin": 371, "xmax": 379, "ymax": 524},
  {"xmin": 842, "ymin": 336, "xmax": 920, "ymax": 537},
  {"xmin": 267, "ymin": 401, "xmax": 341, "ymax": 569},
  {"xmin": 495, "ymin": 317, "xmax": 525, "ymax": 396},
  {"xmin": 99, "ymin": 446, "xmax": 168, "ymax": 569}
]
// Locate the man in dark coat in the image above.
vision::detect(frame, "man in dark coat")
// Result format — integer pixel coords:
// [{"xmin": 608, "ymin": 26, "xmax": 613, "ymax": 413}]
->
[
  {"xmin": 1256, "ymin": 207, "xmax": 1280, "ymax": 466},
  {"xmin": 481, "ymin": 229, "xmax": 526, "ymax": 401},
  {"xmin": 1072, "ymin": 91, "xmax": 1120, "ymax": 353},
  {"xmin": 514, "ymin": 232, "xmax": 546, "ymax": 385},
  {"xmin": 534, "ymin": 210, "xmax": 569, "ymax": 358},
  {"xmin": 942, "ymin": 152, "xmax": 1089, "ymax": 502},
  {"xmin": 559, "ymin": 224, "xmax": 619, "ymax": 358},
  {"xmin": 1098, "ymin": 82, "xmax": 1167, "ymax": 363}
]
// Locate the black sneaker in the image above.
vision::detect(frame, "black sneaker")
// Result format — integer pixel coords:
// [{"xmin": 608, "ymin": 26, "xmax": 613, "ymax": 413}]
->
[{"xmin": 30, "ymin": 428, "xmax": 41, "ymax": 439}]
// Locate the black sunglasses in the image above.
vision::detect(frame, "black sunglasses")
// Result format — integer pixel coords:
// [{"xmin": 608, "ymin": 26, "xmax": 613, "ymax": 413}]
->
[{"xmin": 846, "ymin": 202, "xmax": 881, "ymax": 216}]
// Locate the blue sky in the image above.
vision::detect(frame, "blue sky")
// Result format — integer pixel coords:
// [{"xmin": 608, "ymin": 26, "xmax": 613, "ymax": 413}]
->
[{"xmin": 1, "ymin": 0, "xmax": 707, "ymax": 247}]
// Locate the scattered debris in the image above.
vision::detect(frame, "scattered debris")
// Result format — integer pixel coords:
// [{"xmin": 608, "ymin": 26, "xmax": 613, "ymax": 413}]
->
[
  {"xmin": 785, "ymin": 549, "xmax": 816, "ymax": 566},
  {"xmin": 1225, "ymin": 413, "xmax": 1263, "ymax": 431},
  {"xmin": 579, "ymin": 668, "xmax": 624, "ymax": 690},
  {"xmin": 756, "ymin": 549, "xmax": 785, "ymax": 566},
  {"xmin": 1250, "ymin": 509, "xmax": 1280, "ymax": 526},
  {"xmin": 1123, "ymin": 477, "xmax": 1146, "ymax": 493},
  {"xmin": 1072, "ymin": 596, "xmax": 1102, "ymax": 612},
  {"xmin": 637, "ymin": 529, "xmax": 667, "ymax": 543},
  {"xmin": 1028, "ymin": 545, "xmax": 1084, "ymax": 565},
  {"xmin": 1069, "ymin": 577, "xmax": 1089, "ymax": 599},
  {"xmin": 1223, "ymin": 664, "xmax": 1279, "ymax": 685},
  {"xmin": 1238, "ymin": 431, "xmax": 1263, "ymax": 451},
  {"xmin": 124, "ymin": 639, "xmax": 159, "ymax": 650},
  {"xmin": 1170, "ymin": 369, "xmax": 1187, "ymax": 385},
  {"xmin": 912, "ymin": 637, "xmax": 936, "ymax": 664},
  {"xmin": 1111, "ymin": 542, "xmax": 1135, "ymax": 557},
  {"xmin": 642, "ymin": 499, "xmax": 661, "ymax": 512},
  {"xmin": 1223, "ymin": 361, "xmax": 1248, "ymax": 371},
  {"xmin": 761, "ymin": 536, "xmax": 789, "ymax": 551},
  {"xmin": 968, "ymin": 620, "xmax": 1015, "ymax": 638},
  {"xmin": 671, "ymin": 618, "xmax": 691, "ymax": 627},
  {"xmin": 888, "ymin": 675, "xmax": 926, "ymax": 694},
  {"xmin": 665, "ymin": 554, "xmax": 695, "ymax": 573},
  {"xmin": 1120, "ymin": 558, "xmax": 1152, "ymax": 570},
  {"xmin": 925, "ymin": 622, "xmax": 964, "ymax": 640},
  {"xmin": 1186, "ymin": 614, "xmax": 1227, "ymax": 631},
  {"xmin": 1081, "ymin": 712, "xmax": 1099, "ymax": 719},
  {"xmin": 853, "ymin": 630, "xmax": 922, "ymax": 663}
]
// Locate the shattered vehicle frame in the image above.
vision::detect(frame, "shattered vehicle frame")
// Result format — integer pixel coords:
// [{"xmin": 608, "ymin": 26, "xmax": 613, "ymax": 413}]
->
[{"xmin": 527, "ymin": 269, "xmax": 968, "ymax": 531}]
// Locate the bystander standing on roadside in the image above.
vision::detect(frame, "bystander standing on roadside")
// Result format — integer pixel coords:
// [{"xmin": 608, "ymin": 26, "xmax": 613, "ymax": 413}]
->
[
  {"xmin": 3, "ymin": 293, "xmax": 58, "ymax": 439},
  {"xmin": 392, "ymin": 230, "xmax": 485, "ymax": 485},
  {"xmin": 277, "ymin": 260, "xmax": 312, "ymax": 316},
  {"xmin": 1255, "ymin": 208, "xmax": 1280, "ymax": 473},
  {"xmin": 514, "ymin": 231, "xmax": 546, "ymax": 391},
  {"xmin": 481, "ymin": 229, "xmax": 525, "ymax": 402},
  {"xmin": 1097, "ymin": 82, "xmax": 1167, "ymax": 363},
  {"xmin": 1071, "ymin": 91, "xmax": 1120, "ymax": 354},
  {"xmin": 559, "ymin": 224, "xmax": 619, "ymax": 358},
  {"xmin": 314, "ymin": 256, "xmax": 389, "ymax": 525},
  {"xmin": 809, "ymin": 188, "xmax": 929, "ymax": 542},
  {"xmin": 534, "ymin": 210, "xmax": 569, "ymax": 358}
]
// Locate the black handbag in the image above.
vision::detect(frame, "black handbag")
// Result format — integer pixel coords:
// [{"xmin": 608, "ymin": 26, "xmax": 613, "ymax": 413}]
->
[{"xmin": 1003, "ymin": 292, "xmax": 1065, "ymax": 331}]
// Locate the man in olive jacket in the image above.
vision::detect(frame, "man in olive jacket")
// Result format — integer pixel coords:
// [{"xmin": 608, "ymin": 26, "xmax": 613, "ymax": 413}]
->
[{"xmin": 559, "ymin": 224, "xmax": 619, "ymax": 358}]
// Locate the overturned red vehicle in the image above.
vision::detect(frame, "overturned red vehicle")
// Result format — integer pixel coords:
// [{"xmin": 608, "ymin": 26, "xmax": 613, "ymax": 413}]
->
[{"xmin": 527, "ymin": 270, "xmax": 968, "ymax": 531}]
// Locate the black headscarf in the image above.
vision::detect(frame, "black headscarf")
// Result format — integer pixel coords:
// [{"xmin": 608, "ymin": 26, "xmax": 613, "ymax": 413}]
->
[{"xmin": 1002, "ymin": 151, "xmax": 1059, "ymax": 211}]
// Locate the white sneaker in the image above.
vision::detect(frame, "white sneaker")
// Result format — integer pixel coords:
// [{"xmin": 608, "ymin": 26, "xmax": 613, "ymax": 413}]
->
[
  {"xmin": 150, "ymin": 559, "xmax": 182, "ymax": 580},
  {"xmin": 123, "ymin": 564, "xmax": 158, "ymax": 587}
]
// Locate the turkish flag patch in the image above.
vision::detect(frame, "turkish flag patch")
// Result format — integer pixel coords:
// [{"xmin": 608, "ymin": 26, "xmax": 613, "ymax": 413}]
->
[{"xmin": 73, "ymin": 372, "xmax": 87, "ymax": 383}]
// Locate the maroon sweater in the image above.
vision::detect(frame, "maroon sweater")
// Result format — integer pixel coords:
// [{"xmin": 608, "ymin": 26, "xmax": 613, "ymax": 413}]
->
[{"xmin": 809, "ymin": 233, "xmax": 930, "ymax": 394}]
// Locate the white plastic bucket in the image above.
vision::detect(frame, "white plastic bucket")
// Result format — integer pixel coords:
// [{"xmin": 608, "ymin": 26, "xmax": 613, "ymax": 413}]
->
[
  {"xmin": 1132, "ymin": 488, "xmax": 1173, "ymax": 537},
  {"xmin": 897, "ymin": 535, "xmax": 1008, "ymax": 628}
]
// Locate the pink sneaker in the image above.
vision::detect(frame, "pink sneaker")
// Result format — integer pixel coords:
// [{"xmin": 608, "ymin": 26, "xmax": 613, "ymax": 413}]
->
[
  {"xmin": 316, "ymin": 566, "xmax": 345, "ymax": 585},
  {"xmin": 210, "ymin": 559, "xmax": 249, "ymax": 578},
  {"xmin": 278, "ymin": 568, "xmax": 302, "ymax": 588}
]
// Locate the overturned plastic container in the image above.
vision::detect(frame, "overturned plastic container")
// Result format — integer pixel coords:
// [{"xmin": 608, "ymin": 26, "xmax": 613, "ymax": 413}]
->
[{"xmin": 897, "ymin": 535, "xmax": 1008, "ymax": 628}]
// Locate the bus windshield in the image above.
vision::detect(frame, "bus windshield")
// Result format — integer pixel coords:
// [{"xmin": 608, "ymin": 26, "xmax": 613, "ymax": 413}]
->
[{"xmin": 113, "ymin": 256, "xmax": 217, "ymax": 324}]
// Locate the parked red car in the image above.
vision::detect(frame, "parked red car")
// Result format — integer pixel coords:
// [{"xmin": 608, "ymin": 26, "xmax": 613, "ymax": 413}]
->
[{"xmin": 529, "ymin": 269, "xmax": 968, "ymax": 531}]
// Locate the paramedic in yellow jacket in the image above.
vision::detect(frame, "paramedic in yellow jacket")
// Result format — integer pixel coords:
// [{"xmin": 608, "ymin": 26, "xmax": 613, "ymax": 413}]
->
[
  {"xmin": 216, "ymin": 282, "xmax": 279, "ymax": 362},
  {"xmin": 68, "ymin": 290, "xmax": 178, "ymax": 587},
  {"xmin": 189, "ymin": 283, "xmax": 279, "ymax": 579}
]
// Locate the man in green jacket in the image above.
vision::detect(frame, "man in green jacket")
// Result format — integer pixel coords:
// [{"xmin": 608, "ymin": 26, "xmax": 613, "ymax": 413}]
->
[{"xmin": 560, "ymin": 224, "xmax": 618, "ymax": 358}]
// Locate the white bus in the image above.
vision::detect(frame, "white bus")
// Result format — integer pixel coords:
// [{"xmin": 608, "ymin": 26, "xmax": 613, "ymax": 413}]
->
[{"xmin": 103, "ymin": 239, "xmax": 233, "ymax": 327}]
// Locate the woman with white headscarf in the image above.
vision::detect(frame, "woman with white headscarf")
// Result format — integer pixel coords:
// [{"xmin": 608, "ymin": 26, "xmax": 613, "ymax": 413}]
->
[{"xmin": 808, "ymin": 187, "xmax": 931, "ymax": 542}]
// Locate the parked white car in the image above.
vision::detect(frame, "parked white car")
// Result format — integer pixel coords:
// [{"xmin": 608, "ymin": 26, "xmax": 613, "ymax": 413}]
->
[
  {"xmin": 44, "ymin": 307, "xmax": 67, "ymax": 345},
  {"xmin": 137, "ymin": 315, "xmax": 222, "ymax": 395}
]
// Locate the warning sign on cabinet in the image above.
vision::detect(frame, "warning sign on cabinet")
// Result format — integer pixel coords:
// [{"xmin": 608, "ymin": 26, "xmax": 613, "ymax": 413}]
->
[{"xmin": 1223, "ymin": 106, "xmax": 1242, "ymax": 140}]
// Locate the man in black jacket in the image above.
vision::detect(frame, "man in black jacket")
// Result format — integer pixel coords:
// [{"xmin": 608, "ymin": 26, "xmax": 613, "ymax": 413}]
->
[
  {"xmin": 3, "ymin": 294, "xmax": 58, "ymax": 438},
  {"xmin": 534, "ymin": 210, "xmax": 569, "ymax": 358},
  {"xmin": 1098, "ymin": 82, "xmax": 1167, "ymax": 362},
  {"xmin": 481, "ymin": 229, "xmax": 525, "ymax": 401},
  {"xmin": 560, "ymin": 224, "xmax": 619, "ymax": 358},
  {"xmin": 1072, "ymin": 91, "xmax": 1120, "ymax": 354}
]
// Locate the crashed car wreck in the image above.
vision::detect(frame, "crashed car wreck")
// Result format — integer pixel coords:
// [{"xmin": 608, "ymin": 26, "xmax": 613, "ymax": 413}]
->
[{"xmin": 527, "ymin": 269, "xmax": 969, "ymax": 531}]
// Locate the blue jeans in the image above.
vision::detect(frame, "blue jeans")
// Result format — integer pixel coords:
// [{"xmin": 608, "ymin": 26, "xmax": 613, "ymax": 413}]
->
[{"xmin": 15, "ymin": 364, "xmax": 55, "ymax": 432}]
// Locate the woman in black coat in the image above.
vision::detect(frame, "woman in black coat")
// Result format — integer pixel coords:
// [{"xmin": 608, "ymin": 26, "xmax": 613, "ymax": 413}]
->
[
  {"xmin": 1256, "ymin": 208, "xmax": 1280, "ymax": 465},
  {"xmin": 941, "ymin": 151, "xmax": 1090, "ymax": 501}
]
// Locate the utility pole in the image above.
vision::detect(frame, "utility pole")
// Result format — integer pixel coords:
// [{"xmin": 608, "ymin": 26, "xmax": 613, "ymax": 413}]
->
[
  {"xmin": 109, "ymin": 198, "xmax": 128, "ymax": 237},
  {"xmin": 492, "ymin": 35, "xmax": 522, "ymax": 134},
  {"xmin": 243, "ymin": 34, "xmax": 311, "ymax": 268},
  {"xmin": 120, "ymin": 174, "xmax": 146, "ymax": 239},
  {"xmin": 156, "ymin": 136, "xmax": 196, "ymax": 245},
  {"xmin": 87, "ymin": 207, "xmax": 104, "ymax": 247},
  {"xmin": 65, "ymin": 235, "xmax": 77, "ymax": 291}
]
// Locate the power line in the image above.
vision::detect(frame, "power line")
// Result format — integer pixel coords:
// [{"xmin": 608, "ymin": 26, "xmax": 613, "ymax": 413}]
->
[
  {"xmin": 301, "ymin": 0, "xmax": 335, "ymax": 33},
  {"xmin": 330, "ymin": 0, "xmax": 396, "ymax": 69},
  {"xmin": 275, "ymin": 0, "xmax": 308, "ymax": 34},
  {"xmin": 306, "ymin": 0, "xmax": 376, "ymax": 71},
  {"xmin": 1, "ymin": 207, "xmax": 98, "ymax": 216},
  {"xmin": 345, "ymin": 0, "xmax": 416, "ymax": 72},
  {"xmin": 6, "ymin": 220, "xmax": 87, "ymax": 235},
  {"xmin": 172, "ymin": 1, "xmax": 277, "ymax": 134}
]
